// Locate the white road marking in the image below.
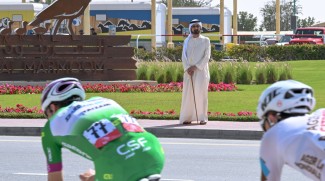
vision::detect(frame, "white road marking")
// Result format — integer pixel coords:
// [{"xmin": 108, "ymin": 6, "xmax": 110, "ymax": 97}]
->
[
  {"xmin": 13, "ymin": 173, "xmax": 47, "ymax": 176},
  {"xmin": 0, "ymin": 139, "xmax": 259, "ymax": 147},
  {"xmin": 161, "ymin": 142, "xmax": 259, "ymax": 147},
  {"xmin": 0, "ymin": 140, "xmax": 40, "ymax": 142},
  {"xmin": 13, "ymin": 173, "xmax": 193, "ymax": 181}
]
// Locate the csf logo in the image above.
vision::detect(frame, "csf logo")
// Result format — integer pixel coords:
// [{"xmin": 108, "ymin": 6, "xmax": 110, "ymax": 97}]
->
[{"xmin": 116, "ymin": 137, "xmax": 151, "ymax": 159}]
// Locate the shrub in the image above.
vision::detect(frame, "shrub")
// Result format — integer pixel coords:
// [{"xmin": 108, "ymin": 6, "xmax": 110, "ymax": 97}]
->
[
  {"xmin": 222, "ymin": 62, "xmax": 236, "ymax": 83},
  {"xmin": 227, "ymin": 44, "xmax": 265, "ymax": 62},
  {"xmin": 148, "ymin": 63, "xmax": 161, "ymax": 81},
  {"xmin": 136, "ymin": 63, "xmax": 148, "ymax": 80},
  {"xmin": 134, "ymin": 48, "xmax": 156, "ymax": 61},
  {"xmin": 175, "ymin": 65, "xmax": 184, "ymax": 82},
  {"xmin": 209, "ymin": 62, "xmax": 223, "ymax": 83},
  {"xmin": 266, "ymin": 63, "xmax": 278, "ymax": 84},
  {"xmin": 278, "ymin": 63, "xmax": 293, "ymax": 81},
  {"xmin": 255, "ymin": 64, "xmax": 266, "ymax": 84},
  {"xmin": 211, "ymin": 47, "xmax": 227, "ymax": 61},
  {"xmin": 134, "ymin": 44, "xmax": 325, "ymax": 62},
  {"xmin": 237, "ymin": 62, "xmax": 253, "ymax": 84},
  {"xmin": 284, "ymin": 63, "xmax": 293, "ymax": 79},
  {"xmin": 278, "ymin": 70, "xmax": 287, "ymax": 81},
  {"xmin": 164, "ymin": 46, "xmax": 183, "ymax": 61},
  {"xmin": 136, "ymin": 61, "xmax": 293, "ymax": 84},
  {"xmin": 165, "ymin": 69, "xmax": 174, "ymax": 83},
  {"xmin": 156, "ymin": 72, "xmax": 165, "ymax": 83}
]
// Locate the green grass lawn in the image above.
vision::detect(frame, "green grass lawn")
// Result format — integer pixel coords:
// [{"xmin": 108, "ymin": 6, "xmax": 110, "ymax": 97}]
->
[{"xmin": 0, "ymin": 60, "xmax": 324, "ymax": 114}]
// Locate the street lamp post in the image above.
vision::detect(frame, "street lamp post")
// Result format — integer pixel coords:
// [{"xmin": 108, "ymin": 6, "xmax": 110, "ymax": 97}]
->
[
  {"xmin": 220, "ymin": 0, "xmax": 224, "ymax": 44},
  {"xmin": 233, "ymin": 0, "xmax": 238, "ymax": 44},
  {"xmin": 167, "ymin": 0, "xmax": 174, "ymax": 48},
  {"xmin": 276, "ymin": 0, "xmax": 280, "ymax": 35},
  {"xmin": 151, "ymin": 0, "xmax": 156, "ymax": 51},
  {"xmin": 291, "ymin": 0, "xmax": 297, "ymax": 33}
]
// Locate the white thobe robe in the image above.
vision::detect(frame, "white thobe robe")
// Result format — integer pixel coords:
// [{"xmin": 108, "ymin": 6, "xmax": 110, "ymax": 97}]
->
[{"xmin": 179, "ymin": 35, "xmax": 210, "ymax": 124}]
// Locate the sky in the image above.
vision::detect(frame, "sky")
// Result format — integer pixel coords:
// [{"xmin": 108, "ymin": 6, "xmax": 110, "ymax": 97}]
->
[{"xmin": 214, "ymin": 0, "xmax": 324, "ymax": 25}]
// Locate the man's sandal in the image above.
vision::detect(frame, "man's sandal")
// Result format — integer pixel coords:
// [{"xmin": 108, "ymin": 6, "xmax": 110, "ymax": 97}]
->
[
  {"xmin": 183, "ymin": 121, "xmax": 192, "ymax": 125},
  {"xmin": 199, "ymin": 121, "xmax": 207, "ymax": 125}
]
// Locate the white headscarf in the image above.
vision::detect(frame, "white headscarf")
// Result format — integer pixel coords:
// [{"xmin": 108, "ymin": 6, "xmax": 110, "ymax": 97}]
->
[{"xmin": 183, "ymin": 19, "xmax": 203, "ymax": 61}]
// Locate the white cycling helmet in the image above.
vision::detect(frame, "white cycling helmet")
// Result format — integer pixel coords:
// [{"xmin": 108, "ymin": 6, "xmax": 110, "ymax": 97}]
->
[
  {"xmin": 257, "ymin": 80, "xmax": 315, "ymax": 125},
  {"xmin": 41, "ymin": 77, "xmax": 86, "ymax": 111}
]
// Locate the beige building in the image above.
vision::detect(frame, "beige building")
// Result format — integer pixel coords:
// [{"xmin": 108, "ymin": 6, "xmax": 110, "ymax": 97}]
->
[{"xmin": 312, "ymin": 22, "xmax": 325, "ymax": 27}]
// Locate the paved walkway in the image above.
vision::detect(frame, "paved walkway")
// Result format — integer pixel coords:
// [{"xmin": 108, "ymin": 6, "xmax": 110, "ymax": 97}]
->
[{"xmin": 0, "ymin": 119, "xmax": 263, "ymax": 140}]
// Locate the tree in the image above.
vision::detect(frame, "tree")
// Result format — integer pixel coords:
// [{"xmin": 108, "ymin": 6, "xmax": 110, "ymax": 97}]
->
[
  {"xmin": 297, "ymin": 17, "xmax": 316, "ymax": 28},
  {"xmin": 237, "ymin": 11, "xmax": 257, "ymax": 31},
  {"xmin": 160, "ymin": 0, "xmax": 212, "ymax": 7},
  {"xmin": 259, "ymin": 0, "xmax": 302, "ymax": 31}
]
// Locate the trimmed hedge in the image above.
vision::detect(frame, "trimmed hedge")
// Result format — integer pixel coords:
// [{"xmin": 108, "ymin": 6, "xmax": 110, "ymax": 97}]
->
[
  {"xmin": 135, "ymin": 44, "xmax": 325, "ymax": 62},
  {"xmin": 229, "ymin": 44, "xmax": 325, "ymax": 61}
]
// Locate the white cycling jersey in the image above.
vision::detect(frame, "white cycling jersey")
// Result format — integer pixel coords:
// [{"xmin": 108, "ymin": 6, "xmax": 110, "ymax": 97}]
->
[{"xmin": 260, "ymin": 108, "xmax": 325, "ymax": 181}]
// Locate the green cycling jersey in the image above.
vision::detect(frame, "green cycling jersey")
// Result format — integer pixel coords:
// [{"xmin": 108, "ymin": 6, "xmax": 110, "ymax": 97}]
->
[{"xmin": 41, "ymin": 96, "xmax": 165, "ymax": 181}]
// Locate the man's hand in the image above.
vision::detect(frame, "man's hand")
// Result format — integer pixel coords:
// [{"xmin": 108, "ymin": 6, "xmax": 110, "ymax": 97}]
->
[
  {"xmin": 79, "ymin": 169, "xmax": 95, "ymax": 181},
  {"xmin": 187, "ymin": 66, "xmax": 197, "ymax": 76}
]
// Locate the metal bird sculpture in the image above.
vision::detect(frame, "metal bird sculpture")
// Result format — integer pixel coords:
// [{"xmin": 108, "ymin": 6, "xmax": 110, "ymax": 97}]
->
[
  {"xmin": 32, "ymin": 23, "xmax": 51, "ymax": 35},
  {"xmin": 28, "ymin": 0, "xmax": 91, "ymax": 35},
  {"xmin": 0, "ymin": 21, "xmax": 13, "ymax": 35},
  {"xmin": 32, "ymin": 23, "xmax": 52, "ymax": 41},
  {"xmin": 14, "ymin": 21, "xmax": 28, "ymax": 35}
]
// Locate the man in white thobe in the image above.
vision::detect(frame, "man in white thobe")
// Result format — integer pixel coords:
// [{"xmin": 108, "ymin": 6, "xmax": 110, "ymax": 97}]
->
[{"xmin": 180, "ymin": 19, "xmax": 210, "ymax": 125}]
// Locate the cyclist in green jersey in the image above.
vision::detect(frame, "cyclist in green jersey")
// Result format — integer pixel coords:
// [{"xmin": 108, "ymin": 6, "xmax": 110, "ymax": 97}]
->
[{"xmin": 40, "ymin": 77, "xmax": 165, "ymax": 181}]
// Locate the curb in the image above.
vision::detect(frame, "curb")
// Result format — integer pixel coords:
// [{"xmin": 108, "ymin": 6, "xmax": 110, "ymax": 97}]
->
[
  {"xmin": 0, "ymin": 127, "xmax": 42, "ymax": 136},
  {"xmin": 146, "ymin": 128, "xmax": 263, "ymax": 140},
  {"xmin": 0, "ymin": 127, "xmax": 263, "ymax": 140}
]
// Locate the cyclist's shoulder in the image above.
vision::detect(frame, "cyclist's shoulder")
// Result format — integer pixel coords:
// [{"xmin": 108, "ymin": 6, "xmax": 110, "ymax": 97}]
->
[
  {"xmin": 310, "ymin": 108, "xmax": 325, "ymax": 116},
  {"xmin": 283, "ymin": 108, "xmax": 325, "ymax": 124},
  {"xmin": 85, "ymin": 96, "xmax": 120, "ymax": 105}
]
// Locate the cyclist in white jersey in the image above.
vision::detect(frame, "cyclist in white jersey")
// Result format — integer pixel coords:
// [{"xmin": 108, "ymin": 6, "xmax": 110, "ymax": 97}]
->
[{"xmin": 257, "ymin": 80, "xmax": 325, "ymax": 181}]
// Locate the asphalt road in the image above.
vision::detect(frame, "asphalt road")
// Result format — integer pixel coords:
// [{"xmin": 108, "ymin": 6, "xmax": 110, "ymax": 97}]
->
[{"xmin": 0, "ymin": 136, "xmax": 308, "ymax": 181}]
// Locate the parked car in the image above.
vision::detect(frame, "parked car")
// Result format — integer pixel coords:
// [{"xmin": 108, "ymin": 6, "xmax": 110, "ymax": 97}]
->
[
  {"xmin": 275, "ymin": 35, "xmax": 292, "ymax": 46},
  {"xmin": 289, "ymin": 27, "xmax": 325, "ymax": 45},
  {"xmin": 264, "ymin": 38, "xmax": 278, "ymax": 45}
]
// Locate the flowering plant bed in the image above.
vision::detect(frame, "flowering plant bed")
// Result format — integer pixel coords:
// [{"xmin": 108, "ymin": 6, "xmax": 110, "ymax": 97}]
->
[
  {"xmin": 0, "ymin": 82, "xmax": 237, "ymax": 94},
  {"xmin": 0, "ymin": 105, "xmax": 258, "ymax": 121},
  {"xmin": 0, "ymin": 104, "xmax": 42, "ymax": 114},
  {"xmin": 130, "ymin": 109, "xmax": 258, "ymax": 121}
]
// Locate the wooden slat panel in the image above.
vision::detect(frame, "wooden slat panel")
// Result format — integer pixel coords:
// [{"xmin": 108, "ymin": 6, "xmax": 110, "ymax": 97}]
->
[
  {"xmin": 0, "ymin": 35, "xmax": 135, "ymax": 81},
  {"xmin": 0, "ymin": 46, "xmax": 134, "ymax": 58},
  {"xmin": 0, "ymin": 35, "xmax": 131, "ymax": 46},
  {"xmin": 0, "ymin": 58, "xmax": 137, "ymax": 71},
  {"xmin": 97, "ymin": 47, "xmax": 134, "ymax": 57},
  {"xmin": 104, "ymin": 58, "xmax": 137, "ymax": 69},
  {"xmin": 0, "ymin": 70, "xmax": 136, "ymax": 81}
]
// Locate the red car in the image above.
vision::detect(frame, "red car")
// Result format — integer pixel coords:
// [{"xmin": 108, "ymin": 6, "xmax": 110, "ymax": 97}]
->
[{"xmin": 289, "ymin": 27, "xmax": 325, "ymax": 45}]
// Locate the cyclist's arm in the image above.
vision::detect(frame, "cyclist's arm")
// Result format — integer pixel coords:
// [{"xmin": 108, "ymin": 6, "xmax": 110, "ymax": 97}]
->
[
  {"xmin": 260, "ymin": 136, "xmax": 283, "ymax": 181},
  {"xmin": 41, "ymin": 124, "xmax": 63, "ymax": 180},
  {"xmin": 48, "ymin": 171, "xmax": 63, "ymax": 181}
]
